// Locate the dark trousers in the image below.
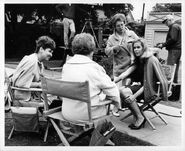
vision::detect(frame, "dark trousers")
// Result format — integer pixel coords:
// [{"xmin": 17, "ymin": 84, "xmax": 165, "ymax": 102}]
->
[
  {"xmin": 49, "ymin": 99, "xmax": 63, "ymax": 109},
  {"xmin": 167, "ymin": 49, "xmax": 181, "ymax": 83}
]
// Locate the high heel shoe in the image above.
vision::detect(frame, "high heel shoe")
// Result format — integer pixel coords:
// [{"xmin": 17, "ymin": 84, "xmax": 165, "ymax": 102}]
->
[
  {"xmin": 128, "ymin": 123, "xmax": 134, "ymax": 128},
  {"xmin": 129, "ymin": 119, "xmax": 146, "ymax": 130}
]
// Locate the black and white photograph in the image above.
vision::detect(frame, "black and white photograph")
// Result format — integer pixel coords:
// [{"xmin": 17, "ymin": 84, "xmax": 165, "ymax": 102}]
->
[{"xmin": 1, "ymin": 0, "xmax": 184, "ymax": 150}]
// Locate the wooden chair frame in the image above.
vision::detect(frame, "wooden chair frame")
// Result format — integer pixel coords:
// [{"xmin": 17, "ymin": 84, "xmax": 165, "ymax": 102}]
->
[
  {"xmin": 5, "ymin": 72, "xmax": 43, "ymax": 139},
  {"xmin": 121, "ymin": 64, "xmax": 177, "ymax": 130},
  {"xmin": 40, "ymin": 75, "xmax": 113, "ymax": 145}
]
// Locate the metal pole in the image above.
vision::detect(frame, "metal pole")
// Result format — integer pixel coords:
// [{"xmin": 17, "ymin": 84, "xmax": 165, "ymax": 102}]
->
[{"xmin": 141, "ymin": 3, "xmax": 145, "ymax": 23}]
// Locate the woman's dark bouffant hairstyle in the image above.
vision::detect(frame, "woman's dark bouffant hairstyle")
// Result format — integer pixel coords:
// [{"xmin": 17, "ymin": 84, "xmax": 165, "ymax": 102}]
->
[
  {"xmin": 35, "ymin": 36, "xmax": 56, "ymax": 53},
  {"xmin": 72, "ymin": 33, "xmax": 96, "ymax": 55},
  {"xmin": 111, "ymin": 13, "xmax": 126, "ymax": 28}
]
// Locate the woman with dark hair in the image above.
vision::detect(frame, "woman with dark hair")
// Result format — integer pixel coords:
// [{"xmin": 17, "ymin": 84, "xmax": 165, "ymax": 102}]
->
[
  {"xmin": 117, "ymin": 38, "xmax": 168, "ymax": 130},
  {"xmin": 105, "ymin": 13, "xmax": 138, "ymax": 87},
  {"xmin": 105, "ymin": 13, "xmax": 139, "ymax": 117},
  {"xmin": 11, "ymin": 36, "xmax": 56, "ymax": 107}
]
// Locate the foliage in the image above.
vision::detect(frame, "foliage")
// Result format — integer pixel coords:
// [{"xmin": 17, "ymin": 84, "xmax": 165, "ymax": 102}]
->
[
  {"xmin": 93, "ymin": 51, "xmax": 113, "ymax": 78},
  {"xmin": 75, "ymin": 3, "xmax": 134, "ymax": 33},
  {"xmin": 126, "ymin": 22, "xmax": 145, "ymax": 37},
  {"xmin": 101, "ymin": 4, "xmax": 134, "ymax": 18},
  {"xmin": 152, "ymin": 3, "xmax": 181, "ymax": 12}
]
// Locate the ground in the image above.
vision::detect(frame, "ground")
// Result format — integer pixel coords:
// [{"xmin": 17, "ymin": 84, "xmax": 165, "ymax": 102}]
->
[
  {"xmin": 5, "ymin": 112, "xmax": 154, "ymax": 146},
  {"xmin": 160, "ymin": 99, "xmax": 181, "ymax": 109},
  {"xmin": 4, "ymin": 58, "xmax": 181, "ymax": 146},
  {"xmin": 5, "ymin": 98, "xmax": 180, "ymax": 146}
]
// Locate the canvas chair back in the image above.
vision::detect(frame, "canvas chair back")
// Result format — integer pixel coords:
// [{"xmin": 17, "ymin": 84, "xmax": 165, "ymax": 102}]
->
[
  {"xmin": 40, "ymin": 75, "xmax": 92, "ymax": 123},
  {"xmin": 5, "ymin": 71, "xmax": 15, "ymax": 104},
  {"xmin": 5, "ymin": 70, "xmax": 40, "ymax": 139},
  {"xmin": 5, "ymin": 71, "xmax": 13, "ymax": 111},
  {"xmin": 5, "ymin": 71, "xmax": 27, "ymax": 107}
]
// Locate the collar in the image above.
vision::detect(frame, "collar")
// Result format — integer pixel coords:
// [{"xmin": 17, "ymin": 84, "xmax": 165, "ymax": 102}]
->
[
  {"xmin": 113, "ymin": 28, "xmax": 130, "ymax": 40},
  {"xmin": 34, "ymin": 53, "xmax": 42, "ymax": 66},
  {"xmin": 115, "ymin": 30, "xmax": 126, "ymax": 37},
  {"xmin": 66, "ymin": 54, "xmax": 94, "ymax": 64},
  {"xmin": 169, "ymin": 22, "xmax": 175, "ymax": 28}
]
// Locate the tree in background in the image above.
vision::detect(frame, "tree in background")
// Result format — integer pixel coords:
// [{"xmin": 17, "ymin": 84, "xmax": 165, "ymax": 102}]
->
[
  {"xmin": 102, "ymin": 4, "xmax": 134, "ymax": 18},
  {"xmin": 152, "ymin": 3, "xmax": 181, "ymax": 12},
  {"xmin": 74, "ymin": 3, "xmax": 135, "ymax": 33}
]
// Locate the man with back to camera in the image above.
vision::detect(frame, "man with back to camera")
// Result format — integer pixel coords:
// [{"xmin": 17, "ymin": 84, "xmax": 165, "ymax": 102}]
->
[
  {"xmin": 55, "ymin": 4, "xmax": 76, "ymax": 49},
  {"xmin": 158, "ymin": 14, "xmax": 181, "ymax": 83}
]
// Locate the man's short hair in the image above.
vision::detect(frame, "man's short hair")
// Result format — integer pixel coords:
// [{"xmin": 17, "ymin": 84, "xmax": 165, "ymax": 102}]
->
[
  {"xmin": 162, "ymin": 14, "xmax": 174, "ymax": 24},
  {"xmin": 72, "ymin": 33, "xmax": 96, "ymax": 55},
  {"xmin": 35, "ymin": 36, "xmax": 56, "ymax": 53}
]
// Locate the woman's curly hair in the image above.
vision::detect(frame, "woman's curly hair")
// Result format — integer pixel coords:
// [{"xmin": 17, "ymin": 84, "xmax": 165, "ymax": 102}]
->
[{"xmin": 72, "ymin": 33, "xmax": 96, "ymax": 55}]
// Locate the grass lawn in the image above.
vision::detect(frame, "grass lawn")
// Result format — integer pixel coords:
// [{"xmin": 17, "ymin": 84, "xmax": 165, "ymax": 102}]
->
[{"xmin": 5, "ymin": 113, "xmax": 154, "ymax": 146}]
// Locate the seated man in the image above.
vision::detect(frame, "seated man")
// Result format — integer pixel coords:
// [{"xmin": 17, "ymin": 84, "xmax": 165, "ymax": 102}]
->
[
  {"xmin": 11, "ymin": 36, "xmax": 56, "ymax": 107},
  {"xmin": 61, "ymin": 33, "xmax": 121, "ymax": 122}
]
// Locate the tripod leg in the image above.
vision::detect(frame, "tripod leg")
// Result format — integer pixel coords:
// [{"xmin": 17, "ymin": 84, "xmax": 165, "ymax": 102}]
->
[
  {"xmin": 81, "ymin": 22, "xmax": 87, "ymax": 33},
  {"xmin": 89, "ymin": 23, "xmax": 100, "ymax": 49}
]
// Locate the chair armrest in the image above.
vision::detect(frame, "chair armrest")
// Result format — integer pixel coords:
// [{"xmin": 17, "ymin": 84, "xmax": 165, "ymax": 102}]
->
[
  {"xmin": 91, "ymin": 100, "xmax": 112, "ymax": 107},
  {"xmin": 58, "ymin": 46, "xmax": 67, "ymax": 49},
  {"xmin": 157, "ymin": 81, "xmax": 171, "ymax": 85},
  {"xmin": 156, "ymin": 81, "xmax": 173, "ymax": 97},
  {"xmin": 156, "ymin": 82, "xmax": 160, "ymax": 85},
  {"xmin": 43, "ymin": 106, "xmax": 62, "ymax": 116},
  {"xmin": 11, "ymin": 106, "xmax": 37, "ymax": 114},
  {"xmin": 168, "ymin": 91, "xmax": 172, "ymax": 97},
  {"xmin": 172, "ymin": 83, "xmax": 181, "ymax": 86},
  {"xmin": 48, "ymin": 67, "xmax": 63, "ymax": 71},
  {"xmin": 11, "ymin": 86, "xmax": 42, "ymax": 92}
]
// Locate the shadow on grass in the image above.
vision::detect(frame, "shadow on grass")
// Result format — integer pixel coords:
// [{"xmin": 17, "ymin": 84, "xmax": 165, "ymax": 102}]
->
[{"xmin": 5, "ymin": 116, "xmax": 154, "ymax": 146}]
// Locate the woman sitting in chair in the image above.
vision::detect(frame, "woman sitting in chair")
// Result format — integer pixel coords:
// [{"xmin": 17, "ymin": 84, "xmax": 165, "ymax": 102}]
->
[
  {"xmin": 11, "ymin": 36, "xmax": 56, "ymax": 107},
  {"xmin": 117, "ymin": 38, "xmax": 168, "ymax": 130},
  {"xmin": 61, "ymin": 33, "xmax": 121, "ymax": 122}
]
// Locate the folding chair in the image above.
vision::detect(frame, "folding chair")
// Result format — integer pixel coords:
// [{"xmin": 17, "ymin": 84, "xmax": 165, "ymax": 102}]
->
[
  {"xmin": 5, "ymin": 71, "xmax": 43, "ymax": 139},
  {"xmin": 121, "ymin": 64, "xmax": 177, "ymax": 130},
  {"xmin": 40, "ymin": 75, "xmax": 114, "ymax": 145},
  {"xmin": 160, "ymin": 64, "xmax": 177, "ymax": 97},
  {"xmin": 5, "ymin": 71, "xmax": 12, "ymax": 112}
]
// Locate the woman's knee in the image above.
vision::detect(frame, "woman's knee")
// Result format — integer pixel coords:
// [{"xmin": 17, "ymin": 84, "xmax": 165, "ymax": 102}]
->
[{"xmin": 119, "ymin": 87, "xmax": 132, "ymax": 99}]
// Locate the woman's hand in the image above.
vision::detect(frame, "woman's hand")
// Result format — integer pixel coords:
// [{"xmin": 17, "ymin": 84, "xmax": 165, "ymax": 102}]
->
[
  {"xmin": 114, "ymin": 76, "xmax": 121, "ymax": 83},
  {"xmin": 156, "ymin": 43, "xmax": 163, "ymax": 49},
  {"xmin": 125, "ymin": 95, "xmax": 136, "ymax": 104},
  {"xmin": 113, "ymin": 45, "xmax": 120, "ymax": 54}
]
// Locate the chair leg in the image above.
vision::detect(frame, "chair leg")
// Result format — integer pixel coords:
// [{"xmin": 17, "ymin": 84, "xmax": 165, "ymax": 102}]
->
[
  {"xmin": 149, "ymin": 106, "xmax": 168, "ymax": 125},
  {"xmin": 8, "ymin": 126, "xmax": 14, "ymax": 139},
  {"xmin": 68, "ymin": 128, "xmax": 94, "ymax": 143},
  {"xmin": 141, "ymin": 111, "xmax": 156, "ymax": 130},
  {"xmin": 106, "ymin": 139, "xmax": 115, "ymax": 146},
  {"xmin": 44, "ymin": 121, "xmax": 50, "ymax": 142},
  {"xmin": 50, "ymin": 119, "xmax": 70, "ymax": 146},
  {"xmin": 120, "ymin": 112, "xmax": 132, "ymax": 121}
]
